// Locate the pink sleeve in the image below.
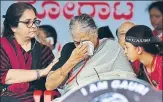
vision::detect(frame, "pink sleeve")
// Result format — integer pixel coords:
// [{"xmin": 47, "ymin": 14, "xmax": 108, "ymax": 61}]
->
[
  {"xmin": 158, "ymin": 61, "xmax": 162, "ymax": 90},
  {"xmin": 151, "ymin": 56, "xmax": 163, "ymax": 90}
]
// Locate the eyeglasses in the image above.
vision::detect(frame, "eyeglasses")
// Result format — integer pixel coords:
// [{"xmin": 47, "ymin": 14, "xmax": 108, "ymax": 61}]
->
[{"xmin": 17, "ymin": 19, "xmax": 41, "ymax": 28}]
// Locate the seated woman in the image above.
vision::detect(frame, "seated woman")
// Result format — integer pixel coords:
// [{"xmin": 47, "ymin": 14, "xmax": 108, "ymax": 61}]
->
[
  {"xmin": 0, "ymin": 2, "xmax": 59, "ymax": 102},
  {"xmin": 124, "ymin": 25, "xmax": 162, "ymax": 90},
  {"xmin": 46, "ymin": 14, "xmax": 136, "ymax": 102}
]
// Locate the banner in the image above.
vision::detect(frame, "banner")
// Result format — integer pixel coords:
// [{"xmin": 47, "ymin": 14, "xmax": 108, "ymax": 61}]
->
[{"xmin": 1, "ymin": 1, "xmax": 154, "ymax": 48}]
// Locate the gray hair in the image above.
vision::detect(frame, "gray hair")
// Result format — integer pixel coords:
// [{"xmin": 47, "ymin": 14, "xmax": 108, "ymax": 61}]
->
[{"xmin": 69, "ymin": 14, "xmax": 98, "ymax": 37}]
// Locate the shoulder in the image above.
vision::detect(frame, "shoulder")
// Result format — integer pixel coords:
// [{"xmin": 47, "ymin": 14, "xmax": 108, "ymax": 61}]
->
[
  {"xmin": 61, "ymin": 42, "xmax": 75, "ymax": 54},
  {"xmin": 156, "ymin": 55, "xmax": 162, "ymax": 66},
  {"xmin": 62, "ymin": 42, "xmax": 75, "ymax": 50},
  {"xmin": 102, "ymin": 38, "xmax": 122, "ymax": 50}
]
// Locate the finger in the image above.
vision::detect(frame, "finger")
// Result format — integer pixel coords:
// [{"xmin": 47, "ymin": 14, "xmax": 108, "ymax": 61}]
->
[
  {"xmin": 78, "ymin": 43, "xmax": 88, "ymax": 53},
  {"xmin": 78, "ymin": 43, "xmax": 88, "ymax": 52},
  {"xmin": 79, "ymin": 51, "xmax": 88, "ymax": 60},
  {"xmin": 77, "ymin": 43, "xmax": 83, "ymax": 49},
  {"xmin": 82, "ymin": 47, "xmax": 88, "ymax": 54},
  {"xmin": 83, "ymin": 51, "xmax": 89, "ymax": 58}
]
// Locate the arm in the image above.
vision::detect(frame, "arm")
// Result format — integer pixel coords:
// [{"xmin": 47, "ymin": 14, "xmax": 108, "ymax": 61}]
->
[
  {"xmin": 45, "ymin": 43, "xmax": 88, "ymax": 90},
  {"xmin": 45, "ymin": 58, "xmax": 78, "ymax": 90},
  {"xmin": 0, "ymin": 45, "xmax": 58, "ymax": 85},
  {"xmin": 5, "ymin": 60, "xmax": 57, "ymax": 84}
]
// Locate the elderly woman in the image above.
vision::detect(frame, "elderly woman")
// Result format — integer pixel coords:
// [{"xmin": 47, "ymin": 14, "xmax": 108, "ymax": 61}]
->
[
  {"xmin": 46, "ymin": 14, "xmax": 136, "ymax": 101},
  {"xmin": 0, "ymin": 2, "xmax": 59, "ymax": 102}
]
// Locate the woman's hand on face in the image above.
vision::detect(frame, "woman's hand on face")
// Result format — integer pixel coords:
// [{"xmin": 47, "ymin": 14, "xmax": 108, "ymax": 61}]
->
[
  {"xmin": 69, "ymin": 43, "xmax": 88, "ymax": 63},
  {"xmin": 40, "ymin": 58, "xmax": 59, "ymax": 77}
]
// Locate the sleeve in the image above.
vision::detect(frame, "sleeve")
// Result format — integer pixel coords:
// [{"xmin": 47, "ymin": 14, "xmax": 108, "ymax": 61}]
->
[
  {"xmin": 157, "ymin": 65, "xmax": 162, "ymax": 90},
  {"xmin": 40, "ymin": 45, "xmax": 55, "ymax": 68},
  {"xmin": 111, "ymin": 46, "xmax": 136, "ymax": 78},
  {"xmin": 151, "ymin": 56, "xmax": 163, "ymax": 90},
  {"xmin": 52, "ymin": 42, "xmax": 75, "ymax": 71},
  {"xmin": 0, "ymin": 45, "xmax": 11, "ymax": 84}
]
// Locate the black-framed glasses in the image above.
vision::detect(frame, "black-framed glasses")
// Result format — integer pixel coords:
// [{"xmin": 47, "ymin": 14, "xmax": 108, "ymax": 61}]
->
[{"xmin": 17, "ymin": 19, "xmax": 41, "ymax": 28}]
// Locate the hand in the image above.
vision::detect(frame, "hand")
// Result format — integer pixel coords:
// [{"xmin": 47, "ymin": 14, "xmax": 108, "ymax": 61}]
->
[
  {"xmin": 40, "ymin": 58, "xmax": 59, "ymax": 77},
  {"xmin": 69, "ymin": 43, "xmax": 88, "ymax": 64}
]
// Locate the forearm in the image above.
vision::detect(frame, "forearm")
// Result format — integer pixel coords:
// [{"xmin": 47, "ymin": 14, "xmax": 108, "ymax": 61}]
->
[
  {"xmin": 46, "ymin": 59, "xmax": 78, "ymax": 90},
  {"xmin": 5, "ymin": 69, "xmax": 44, "ymax": 84}
]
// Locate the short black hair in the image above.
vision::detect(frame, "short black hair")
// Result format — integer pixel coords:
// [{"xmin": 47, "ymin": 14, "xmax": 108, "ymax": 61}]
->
[
  {"xmin": 98, "ymin": 26, "xmax": 114, "ymax": 39},
  {"xmin": 39, "ymin": 25, "xmax": 57, "ymax": 48},
  {"xmin": 115, "ymin": 28, "xmax": 119, "ymax": 37},
  {"xmin": 148, "ymin": 1, "xmax": 163, "ymax": 14}
]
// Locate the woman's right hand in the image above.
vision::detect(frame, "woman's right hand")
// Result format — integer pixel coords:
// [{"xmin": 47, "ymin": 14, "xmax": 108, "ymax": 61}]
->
[
  {"xmin": 40, "ymin": 58, "xmax": 59, "ymax": 77},
  {"xmin": 69, "ymin": 43, "xmax": 88, "ymax": 64}
]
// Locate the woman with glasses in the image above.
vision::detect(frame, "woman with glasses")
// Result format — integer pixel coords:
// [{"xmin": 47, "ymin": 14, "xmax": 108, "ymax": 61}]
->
[{"xmin": 0, "ymin": 2, "xmax": 59, "ymax": 102}]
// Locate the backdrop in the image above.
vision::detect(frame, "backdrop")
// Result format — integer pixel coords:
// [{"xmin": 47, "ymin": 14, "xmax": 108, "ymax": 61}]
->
[{"xmin": 1, "ymin": 0, "xmax": 154, "ymax": 49}]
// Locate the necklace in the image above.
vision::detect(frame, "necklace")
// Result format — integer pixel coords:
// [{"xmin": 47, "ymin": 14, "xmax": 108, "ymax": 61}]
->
[{"xmin": 30, "ymin": 39, "xmax": 36, "ymax": 51}]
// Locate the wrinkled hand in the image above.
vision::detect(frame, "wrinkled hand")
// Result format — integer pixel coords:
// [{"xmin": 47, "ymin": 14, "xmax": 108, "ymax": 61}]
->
[
  {"xmin": 69, "ymin": 43, "xmax": 88, "ymax": 63},
  {"xmin": 41, "ymin": 58, "xmax": 59, "ymax": 76}
]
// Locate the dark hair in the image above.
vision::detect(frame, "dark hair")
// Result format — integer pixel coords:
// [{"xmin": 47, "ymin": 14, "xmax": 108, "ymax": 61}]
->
[
  {"xmin": 148, "ymin": 1, "xmax": 163, "ymax": 14},
  {"xmin": 39, "ymin": 25, "xmax": 57, "ymax": 48},
  {"xmin": 115, "ymin": 28, "xmax": 119, "ymax": 37},
  {"xmin": 126, "ymin": 25, "xmax": 162, "ymax": 55},
  {"xmin": 98, "ymin": 26, "xmax": 114, "ymax": 39},
  {"xmin": 2, "ymin": 2, "xmax": 37, "ymax": 37}
]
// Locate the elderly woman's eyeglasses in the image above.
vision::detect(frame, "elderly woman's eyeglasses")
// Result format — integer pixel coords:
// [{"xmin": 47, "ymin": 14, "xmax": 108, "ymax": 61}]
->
[{"xmin": 17, "ymin": 19, "xmax": 41, "ymax": 28}]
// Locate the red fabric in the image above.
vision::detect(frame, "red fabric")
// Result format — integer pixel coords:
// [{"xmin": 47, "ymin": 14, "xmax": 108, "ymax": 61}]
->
[
  {"xmin": 0, "ymin": 37, "xmax": 31, "ymax": 93},
  {"xmin": 8, "ymin": 83, "xmax": 30, "ymax": 93},
  {"xmin": 0, "ymin": 38, "xmax": 20, "ymax": 69},
  {"xmin": 44, "ymin": 90, "xmax": 60, "ymax": 97},
  {"xmin": 153, "ymin": 29, "xmax": 157, "ymax": 36},
  {"xmin": 131, "ymin": 60, "xmax": 140, "ymax": 75},
  {"xmin": 1, "ymin": 71, "xmax": 9, "ymax": 84},
  {"xmin": 33, "ymin": 90, "xmax": 42, "ymax": 102},
  {"xmin": 153, "ymin": 30, "xmax": 163, "ymax": 41},
  {"xmin": 0, "ymin": 37, "xmax": 56, "ymax": 101},
  {"xmin": 44, "ymin": 90, "xmax": 60, "ymax": 102},
  {"xmin": 13, "ymin": 39, "xmax": 32, "ymax": 69},
  {"xmin": 0, "ymin": 37, "xmax": 19, "ymax": 84},
  {"xmin": 150, "ymin": 55, "xmax": 162, "ymax": 90}
]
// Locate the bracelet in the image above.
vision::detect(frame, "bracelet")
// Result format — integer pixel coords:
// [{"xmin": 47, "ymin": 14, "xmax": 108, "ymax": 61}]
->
[
  {"xmin": 36, "ymin": 70, "xmax": 40, "ymax": 80},
  {"xmin": 60, "ymin": 68, "xmax": 66, "ymax": 77}
]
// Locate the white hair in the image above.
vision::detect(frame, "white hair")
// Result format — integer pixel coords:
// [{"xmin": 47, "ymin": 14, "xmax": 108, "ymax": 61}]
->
[{"xmin": 69, "ymin": 14, "xmax": 98, "ymax": 37}]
